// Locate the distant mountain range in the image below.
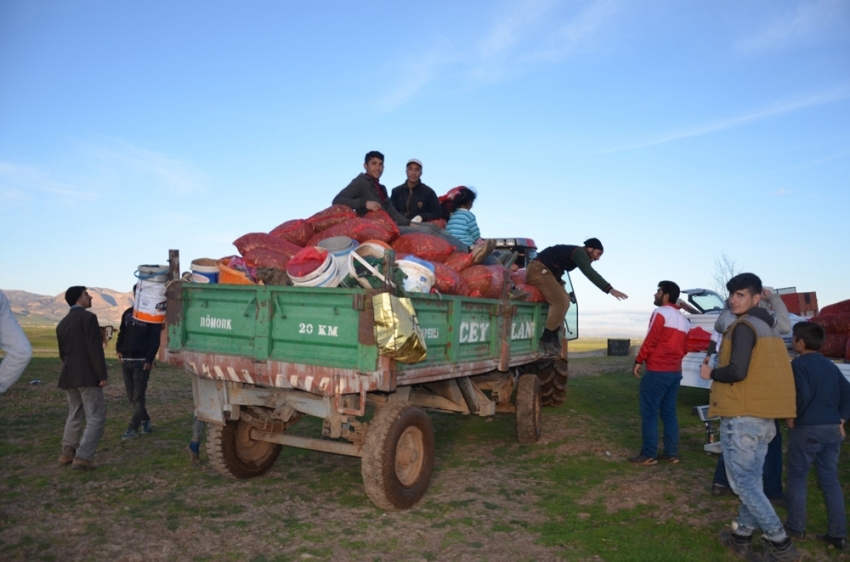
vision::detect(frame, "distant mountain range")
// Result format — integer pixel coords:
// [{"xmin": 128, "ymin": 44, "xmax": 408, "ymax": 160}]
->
[{"xmin": 4, "ymin": 288, "xmax": 134, "ymax": 326}]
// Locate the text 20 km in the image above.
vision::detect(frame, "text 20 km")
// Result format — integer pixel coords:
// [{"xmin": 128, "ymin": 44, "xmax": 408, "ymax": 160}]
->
[{"xmin": 298, "ymin": 323, "xmax": 339, "ymax": 337}]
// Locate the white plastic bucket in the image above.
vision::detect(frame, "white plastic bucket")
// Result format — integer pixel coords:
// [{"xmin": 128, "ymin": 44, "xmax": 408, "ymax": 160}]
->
[
  {"xmin": 318, "ymin": 237, "xmax": 359, "ymax": 286},
  {"xmin": 356, "ymin": 242, "xmax": 386, "ymax": 260},
  {"xmin": 289, "ymin": 251, "xmax": 340, "ymax": 288},
  {"xmin": 190, "ymin": 258, "xmax": 219, "ymax": 284},
  {"xmin": 397, "ymin": 258, "xmax": 435, "ymax": 293},
  {"xmin": 133, "ymin": 265, "xmax": 168, "ymax": 323}
]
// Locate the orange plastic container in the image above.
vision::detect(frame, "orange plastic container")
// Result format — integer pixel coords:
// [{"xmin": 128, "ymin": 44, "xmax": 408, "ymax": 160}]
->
[{"xmin": 217, "ymin": 257, "xmax": 255, "ymax": 285}]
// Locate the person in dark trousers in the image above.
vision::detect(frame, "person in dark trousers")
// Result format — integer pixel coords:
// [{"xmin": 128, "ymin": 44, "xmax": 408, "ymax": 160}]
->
[
  {"xmin": 525, "ymin": 239, "xmax": 628, "ymax": 355},
  {"xmin": 699, "ymin": 273, "xmax": 800, "ymax": 562},
  {"xmin": 630, "ymin": 281, "xmax": 690, "ymax": 466},
  {"xmin": 56, "ymin": 286, "xmax": 108, "ymax": 470},
  {"xmin": 784, "ymin": 322, "xmax": 850, "ymax": 550},
  {"xmin": 390, "ymin": 158, "xmax": 443, "ymax": 222},
  {"xmin": 116, "ymin": 290, "xmax": 162, "ymax": 439}
]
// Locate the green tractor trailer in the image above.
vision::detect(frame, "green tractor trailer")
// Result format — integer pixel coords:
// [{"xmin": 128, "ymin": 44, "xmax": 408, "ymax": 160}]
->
[{"xmin": 164, "ymin": 248, "xmax": 577, "ymax": 510}]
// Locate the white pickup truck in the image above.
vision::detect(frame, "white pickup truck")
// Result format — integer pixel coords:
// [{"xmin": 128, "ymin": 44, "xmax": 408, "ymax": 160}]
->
[{"xmin": 676, "ymin": 288, "xmax": 850, "ymax": 389}]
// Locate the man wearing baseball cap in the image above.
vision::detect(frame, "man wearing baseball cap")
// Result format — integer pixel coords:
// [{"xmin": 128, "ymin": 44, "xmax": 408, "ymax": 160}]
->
[{"xmin": 390, "ymin": 158, "xmax": 443, "ymax": 223}]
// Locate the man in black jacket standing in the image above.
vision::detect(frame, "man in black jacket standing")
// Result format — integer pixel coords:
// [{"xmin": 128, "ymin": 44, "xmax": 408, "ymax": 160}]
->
[
  {"xmin": 56, "ymin": 286, "xmax": 108, "ymax": 470},
  {"xmin": 116, "ymin": 290, "xmax": 162, "ymax": 439}
]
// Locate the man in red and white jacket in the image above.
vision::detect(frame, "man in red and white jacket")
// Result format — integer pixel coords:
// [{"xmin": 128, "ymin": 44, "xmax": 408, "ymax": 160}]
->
[{"xmin": 629, "ymin": 281, "xmax": 690, "ymax": 466}]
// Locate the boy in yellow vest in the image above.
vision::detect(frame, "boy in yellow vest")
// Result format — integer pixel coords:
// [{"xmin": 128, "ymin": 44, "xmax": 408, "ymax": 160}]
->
[{"xmin": 700, "ymin": 273, "xmax": 799, "ymax": 561}]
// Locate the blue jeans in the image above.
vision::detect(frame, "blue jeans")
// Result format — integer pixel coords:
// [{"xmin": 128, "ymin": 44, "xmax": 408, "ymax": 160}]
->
[
  {"xmin": 639, "ymin": 371, "xmax": 682, "ymax": 458},
  {"xmin": 785, "ymin": 424, "xmax": 846, "ymax": 538},
  {"xmin": 721, "ymin": 416, "xmax": 785, "ymax": 540},
  {"xmin": 713, "ymin": 419, "xmax": 784, "ymax": 498}
]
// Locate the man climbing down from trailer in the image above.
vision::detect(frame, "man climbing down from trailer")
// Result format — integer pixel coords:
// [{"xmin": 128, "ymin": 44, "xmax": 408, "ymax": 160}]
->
[{"xmin": 525, "ymin": 238, "xmax": 628, "ymax": 355}]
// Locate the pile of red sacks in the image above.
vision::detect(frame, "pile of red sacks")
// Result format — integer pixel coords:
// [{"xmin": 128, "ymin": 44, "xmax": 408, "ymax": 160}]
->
[
  {"xmin": 810, "ymin": 299, "xmax": 850, "ymax": 360},
  {"xmin": 228, "ymin": 204, "xmax": 545, "ymax": 301}
]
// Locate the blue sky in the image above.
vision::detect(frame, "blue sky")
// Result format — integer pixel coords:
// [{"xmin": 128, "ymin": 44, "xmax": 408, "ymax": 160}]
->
[{"xmin": 2, "ymin": 0, "xmax": 848, "ymax": 335}]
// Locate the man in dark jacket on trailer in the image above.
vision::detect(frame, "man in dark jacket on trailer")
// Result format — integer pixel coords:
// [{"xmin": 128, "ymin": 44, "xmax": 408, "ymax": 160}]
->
[
  {"xmin": 333, "ymin": 150, "xmax": 411, "ymax": 226},
  {"xmin": 56, "ymin": 286, "xmax": 108, "ymax": 470},
  {"xmin": 390, "ymin": 158, "xmax": 443, "ymax": 223},
  {"xmin": 525, "ymin": 239, "xmax": 628, "ymax": 354},
  {"xmin": 116, "ymin": 290, "xmax": 162, "ymax": 440}
]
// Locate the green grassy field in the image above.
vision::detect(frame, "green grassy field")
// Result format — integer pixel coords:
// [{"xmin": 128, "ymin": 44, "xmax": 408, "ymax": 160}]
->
[
  {"xmin": 0, "ymin": 357, "xmax": 845, "ymax": 561},
  {"xmin": 18, "ymin": 326, "xmax": 119, "ymax": 357}
]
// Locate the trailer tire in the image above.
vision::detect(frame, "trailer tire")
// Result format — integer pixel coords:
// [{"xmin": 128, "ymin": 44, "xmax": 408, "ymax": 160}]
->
[
  {"xmin": 536, "ymin": 359, "xmax": 568, "ymax": 408},
  {"xmin": 516, "ymin": 374, "xmax": 542, "ymax": 444},
  {"xmin": 361, "ymin": 403, "xmax": 434, "ymax": 511},
  {"xmin": 206, "ymin": 419, "xmax": 282, "ymax": 479}
]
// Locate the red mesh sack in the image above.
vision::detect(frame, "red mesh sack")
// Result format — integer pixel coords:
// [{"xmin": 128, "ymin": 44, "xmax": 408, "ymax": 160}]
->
[
  {"xmin": 443, "ymin": 251, "xmax": 474, "ymax": 273},
  {"xmin": 428, "ymin": 260, "xmax": 470, "ymax": 296},
  {"xmin": 818, "ymin": 300, "xmax": 850, "ymax": 317},
  {"xmin": 242, "ymin": 248, "xmax": 291, "ymax": 271},
  {"xmin": 686, "ymin": 326, "xmax": 712, "ymax": 352},
  {"xmin": 510, "ymin": 269, "xmax": 527, "ymax": 285},
  {"xmin": 234, "ymin": 233, "xmax": 302, "ymax": 259},
  {"xmin": 306, "ymin": 205, "xmax": 357, "ymax": 232},
  {"xmin": 364, "ymin": 210, "xmax": 400, "ymax": 240},
  {"xmin": 286, "ymin": 247, "xmax": 329, "ymax": 278},
  {"xmin": 269, "ymin": 219, "xmax": 313, "ymax": 247},
  {"xmin": 515, "ymin": 283, "xmax": 545, "ymax": 303},
  {"xmin": 427, "ymin": 219, "xmax": 447, "ymax": 229},
  {"xmin": 392, "ymin": 233, "xmax": 455, "ymax": 263},
  {"xmin": 460, "ymin": 265, "xmax": 505, "ymax": 299},
  {"xmin": 306, "ymin": 218, "xmax": 395, "ymax": 246},
  {"xmin": 811, "ymin": 300, "xmax": 850, "ymax": 334},
  {"xmin": 820, "ymin": 332, "xmax": 848, "ymax": 359}
]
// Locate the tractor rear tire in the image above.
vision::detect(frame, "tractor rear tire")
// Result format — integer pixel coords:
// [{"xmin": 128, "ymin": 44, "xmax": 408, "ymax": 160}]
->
[{"xmin": 536, "ymin": 359, "xmax": 568, "ymax": 407}]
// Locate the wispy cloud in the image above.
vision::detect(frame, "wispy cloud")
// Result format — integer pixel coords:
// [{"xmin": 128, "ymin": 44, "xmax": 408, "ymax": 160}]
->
[
  {"xmin": 772, "ymin": 189, "xmax": 789, "ymax": 196},
  {"xmin": 600, "ymin": 84, "xmax": 850, "ymax": 154},
  {"xmin": 84, "ymin": 139, "xmax": 207, "ymax": 195},
  {"xmin": 0, "ymin": 162, "xmax": 98, "ymax": 202},
  {"xmin": 478, "ymin": 0, "xmax": 557, "ymax": 59},
  {"xmin": 738, "ymin": 0, "xmax": 849, "ymax": 55},
  {"xmin": 378, "ymin": 0, "xmax": 618, "ymax": 109}
]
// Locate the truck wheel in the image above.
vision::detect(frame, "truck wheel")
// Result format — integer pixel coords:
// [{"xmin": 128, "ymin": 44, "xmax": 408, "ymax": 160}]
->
[
  {"xmin": 361, "ymin": 403, "xmax": 435, "ymax": 511},
  {"xmin": 536, "ymin": 359, "xmax": 568, "ymax": 407},
  {"xmin": 206, "ymin": 419, "xmax": 282, "ymax": 479},
  {"xmin": 516, "ymin": 374, "xmax": 542, "ymax": 444}
]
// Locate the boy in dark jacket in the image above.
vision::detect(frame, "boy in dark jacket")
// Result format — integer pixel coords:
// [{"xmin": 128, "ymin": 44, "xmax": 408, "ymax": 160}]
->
[
  {"xmin": 116, "ymin": 294, "xmax": 162, "ymax": 440},
  {"xmin": 784, "ymin": 322, "xmax": 850, "ymax": 550}
]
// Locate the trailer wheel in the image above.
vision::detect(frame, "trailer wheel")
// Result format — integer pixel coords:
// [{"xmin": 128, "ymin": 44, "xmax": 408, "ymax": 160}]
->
[
  {"xmin": 516, "ymin": 374, "xmax": 542, "ymax": 444},
  {"xmin": 206, "ymin": 419, "xmax": 282, "ymax": 479},
  {"xmin": 536, "ymin": 359, "xmax": 568, "ymax": 407},
  {"xmin": 361, "ymin": 403, "xmax": 435, "ymax": 511}
]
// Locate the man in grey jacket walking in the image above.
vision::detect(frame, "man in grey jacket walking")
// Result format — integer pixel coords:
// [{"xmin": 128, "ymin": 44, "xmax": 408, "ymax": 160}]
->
[{"xmin": 56, "ymin": 286, "xmax": 108, "ymax": 470}]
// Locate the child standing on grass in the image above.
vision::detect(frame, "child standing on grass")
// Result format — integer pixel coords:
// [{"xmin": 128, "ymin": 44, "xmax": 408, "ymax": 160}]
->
[{"xmin": 784, "ymin": 322, "xmax": 850, "ymax": 550}]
